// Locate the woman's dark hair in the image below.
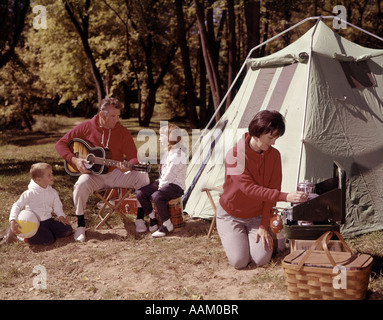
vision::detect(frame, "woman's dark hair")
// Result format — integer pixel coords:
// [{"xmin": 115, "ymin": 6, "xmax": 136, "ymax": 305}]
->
[{"xmin": 248, "ymin": 110, "xmax": 285, "ymax": 138}]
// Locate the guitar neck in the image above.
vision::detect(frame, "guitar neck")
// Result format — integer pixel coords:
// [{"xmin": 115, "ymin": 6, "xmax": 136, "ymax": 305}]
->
[
  {"xmin": 93, "ymin": 157, "xmax": 121, "ymax": 167},
  {"xmin": 91, "ymin": 156, "xmax": 147, "ymax": 172},
  {"xmin": 92, "ymin": 157, "xmax": 126, "ymax": 168}
]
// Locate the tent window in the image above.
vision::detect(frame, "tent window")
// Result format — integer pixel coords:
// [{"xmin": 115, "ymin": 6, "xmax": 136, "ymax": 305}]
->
[{"xmin": 340, "ymin": 61, "xmax": 376, "ymax": 88}]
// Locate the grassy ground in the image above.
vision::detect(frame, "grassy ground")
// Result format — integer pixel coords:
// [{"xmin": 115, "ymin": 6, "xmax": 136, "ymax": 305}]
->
[{"xmin": 1, "ymin": 115, "xmax": 383, "ymax": 300}]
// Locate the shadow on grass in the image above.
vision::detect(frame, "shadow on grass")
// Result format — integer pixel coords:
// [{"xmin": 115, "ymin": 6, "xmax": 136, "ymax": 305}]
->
[
  {"xmin": 27, "ymin": 229, "xmax": 129, "ymax": 253},
  {"xmin": 3, "ymin": 130, "xmax": 63, "ymax": 147},
  {"xmin": 1, "ymin": 128, "xmax": 68, "ymax": 177},
  {"xmin": 0, "ymin": 159, "xmax": 68, "ymax": 176},
  {"xmin": 368, "ymin": 254, "xmax": 383, "ymax": 276}
]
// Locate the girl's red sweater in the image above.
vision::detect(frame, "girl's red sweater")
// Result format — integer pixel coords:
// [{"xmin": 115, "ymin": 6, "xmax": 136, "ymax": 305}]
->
[{"xmin": 219, "ymin": 133, "xmax": 288, "ymax": 229}]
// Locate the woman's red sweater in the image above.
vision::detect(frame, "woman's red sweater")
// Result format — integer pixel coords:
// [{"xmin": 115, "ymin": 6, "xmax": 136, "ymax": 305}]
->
[{"xmin": 219, "ymin": 133, "xmax": 288, "ymax": 229}]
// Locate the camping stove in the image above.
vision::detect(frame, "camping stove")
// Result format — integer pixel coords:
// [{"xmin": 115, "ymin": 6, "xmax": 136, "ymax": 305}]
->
[{"xmin": 283, "ymin": 161, "xmax": 346, "ymax": 240}]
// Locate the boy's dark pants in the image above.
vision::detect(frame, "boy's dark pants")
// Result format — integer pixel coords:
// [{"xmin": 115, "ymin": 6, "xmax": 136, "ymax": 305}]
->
[
  {"xmin": 28, "ymin": 218, "xmax": 73, "ymax": 245},
  {"xmin": 136, "ymin": 181, "xmax": 184, "ymax": 223}
]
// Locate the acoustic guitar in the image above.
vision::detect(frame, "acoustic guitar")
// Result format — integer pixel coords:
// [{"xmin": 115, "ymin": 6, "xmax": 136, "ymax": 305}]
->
[{"xmin": 64, "ymin": 138, "xmax": 150, "ymax": 176}]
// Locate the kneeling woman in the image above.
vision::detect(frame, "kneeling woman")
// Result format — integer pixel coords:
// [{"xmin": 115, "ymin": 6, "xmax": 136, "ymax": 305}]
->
[{"xmin": 216, "ymin": 110, "xmax": 307, "ymax": 269}]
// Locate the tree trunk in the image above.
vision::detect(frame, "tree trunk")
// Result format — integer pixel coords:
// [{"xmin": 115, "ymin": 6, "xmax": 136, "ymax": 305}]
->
[
  {"xmin": 63, "ymin": 0, "xmax": 105, "ymax": 106},
  {"xmin": 0, "ymin": 0, "xmax": 30, "ymax": 69},
  {"xmin": 225, "ymin": 0, "xmax": 237, "ymax": 110},
  {"xmin": 244, "ymin": 0, "xmax": 260, "ymax": 57},
  {"xmin": 122, "ymin": 82, "xmax": 131, "ymax": 119},
  {"xmin": 194, "ymin": 0, "xmax": 223, "ymax": 122},
  {"xmin": 260, "ymin": 9, "xmax": 269, "ymax": 57},
  {"xmin": 198, "ymin": 43, "xmax": 208, "ymax": 127},
  {"xmin": 139, "ymin": 37, "xmax": 178, "ymax": 127},
  {"xmin": 175, "ymin": 0, "xmax": 199, "ymax": 128},
  {"xmin": 19, "ymin": 96, "xmax": 33, "ymax": 131}
]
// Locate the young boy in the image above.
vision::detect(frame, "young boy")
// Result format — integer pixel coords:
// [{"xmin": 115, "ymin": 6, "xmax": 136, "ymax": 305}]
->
[{"xmin": 9, "ymin": 163, "xmax": 73, "ymax": 245}]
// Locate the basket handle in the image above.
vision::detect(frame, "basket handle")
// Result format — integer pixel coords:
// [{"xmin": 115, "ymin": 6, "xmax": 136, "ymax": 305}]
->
[
  {"xmin": 322, "ymin": 230, "xmax": 353, "ymax": 266},
  {"xmin": 297, "ymin": 230, "xmax": 353, "ymax": 271}
]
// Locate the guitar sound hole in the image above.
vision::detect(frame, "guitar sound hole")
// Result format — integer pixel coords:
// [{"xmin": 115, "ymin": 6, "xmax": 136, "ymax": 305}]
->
[{"xmin": 86, "ymin": 154, "xmax": 95, "ymax": 168}]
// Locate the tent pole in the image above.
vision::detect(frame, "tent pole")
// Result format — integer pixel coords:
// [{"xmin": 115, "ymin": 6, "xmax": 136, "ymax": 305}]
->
[
  {"xmin": 189, "ymin": 16, "xmax": 322, "ymax": 159},
  {"xmin": 296, "ymin": 18, "xmax": 322, "ymax": 188},
  {"xmin": 203, "ymin": 16, "xmax": 321, "ymax": 132},
  {"xmin": 320, "ymin": 15, "xmax": 383, "ymax": 42}
]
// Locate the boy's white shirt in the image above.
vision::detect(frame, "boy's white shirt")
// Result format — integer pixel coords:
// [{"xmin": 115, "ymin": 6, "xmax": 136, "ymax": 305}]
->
[
  {"xmin": 9, "ymin": 179, "xmax": 65, "ymax": 222},
  {"xmin": 159, "ymin": 147, "xmax": 187, "ymax": 190}
]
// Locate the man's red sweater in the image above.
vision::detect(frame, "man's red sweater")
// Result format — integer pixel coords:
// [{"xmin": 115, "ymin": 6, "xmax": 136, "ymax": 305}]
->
[
  {"xmin": 219, "ymin": 133, "xmax": 288, "ymax": 229},
  {"xmin": 55, "ymin": 114, "xmax": 138, "ymax": 172}
]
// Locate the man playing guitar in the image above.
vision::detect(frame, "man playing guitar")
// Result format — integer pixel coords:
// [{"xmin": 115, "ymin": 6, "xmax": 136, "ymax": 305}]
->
[{"xmin": 55, "ymin": 97, "xmax": 150, "ymax": 241}]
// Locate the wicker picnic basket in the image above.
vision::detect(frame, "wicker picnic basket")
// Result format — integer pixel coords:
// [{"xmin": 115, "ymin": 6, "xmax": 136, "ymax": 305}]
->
[{"xmin": 282, "ymin": 231, "xmax": 373, "ymax": 300}]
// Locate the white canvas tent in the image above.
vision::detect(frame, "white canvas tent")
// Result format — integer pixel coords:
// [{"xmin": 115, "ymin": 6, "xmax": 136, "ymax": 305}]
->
[{"xmin": 183, "ymin": 17, "xmax": 383, "ymax": 237}]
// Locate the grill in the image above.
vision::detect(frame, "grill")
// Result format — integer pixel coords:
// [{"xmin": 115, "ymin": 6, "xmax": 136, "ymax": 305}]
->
[{"xmin": 284, "ymin": 161, "xmax": 346, "ymax": 240}]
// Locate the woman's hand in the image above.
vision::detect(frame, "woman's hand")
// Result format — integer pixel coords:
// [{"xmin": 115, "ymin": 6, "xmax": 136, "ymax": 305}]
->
[
  {"xmin": 286, "ymin": 191, "xmax": 308, "ymax": 204},
  {"xmin": 256, "ymin": 227, "xmax": 273, "ymax": 251}
]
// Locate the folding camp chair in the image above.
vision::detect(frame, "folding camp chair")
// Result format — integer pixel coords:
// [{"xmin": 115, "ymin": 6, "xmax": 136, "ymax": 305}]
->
[
  {"xmin": 94, "ymin": 188, "xmax": 133, "ymax": 229},
  {"xmin": 201, "ymin": 186, "xmax": 223, "ymax": 238}
]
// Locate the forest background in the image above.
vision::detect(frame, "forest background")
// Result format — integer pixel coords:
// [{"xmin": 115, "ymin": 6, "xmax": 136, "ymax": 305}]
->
[
  {"xmin": 2, "ymin": 0, "xmax": 383, "ymax": 133},
  {"xmin": 2, "ymin": 0, "xmax": 383, "ymax": 302}
]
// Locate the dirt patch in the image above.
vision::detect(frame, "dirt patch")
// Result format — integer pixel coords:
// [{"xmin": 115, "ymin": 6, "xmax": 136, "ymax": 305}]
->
[{"xmin": 0, "ymin": 217, "xmax": 289, "ymax": 300}]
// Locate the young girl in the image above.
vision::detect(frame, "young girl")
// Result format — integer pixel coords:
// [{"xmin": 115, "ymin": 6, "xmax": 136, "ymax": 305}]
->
[{"xmin": 135, "ymin": 123, "xmax": 187, "ymax": 237}]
